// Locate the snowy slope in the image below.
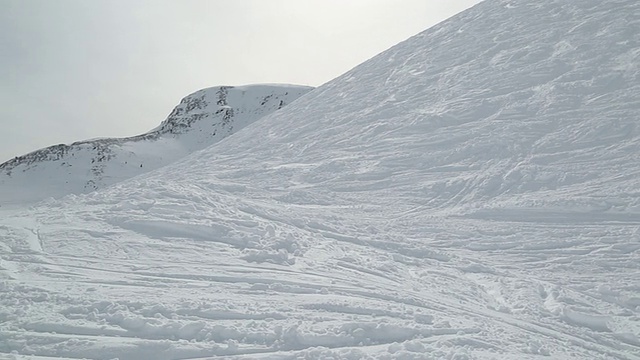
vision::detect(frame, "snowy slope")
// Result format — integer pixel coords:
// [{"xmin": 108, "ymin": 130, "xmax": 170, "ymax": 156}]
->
[
  {"xmin": 2, "ymin": 0, "xmax": 640, "ymax": 359},
  {"xmin": 0, "ymin": 84, "xmax": 312, "ymax": 205}
]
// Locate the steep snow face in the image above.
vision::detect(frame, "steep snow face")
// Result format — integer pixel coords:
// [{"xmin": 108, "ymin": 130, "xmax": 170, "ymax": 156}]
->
[
  {"xmin": 2, "ymin": 0, "xmax": 640, "ymax": 359},
  {"xmin": 0, "ymin": 84, "xmax": 312, "ymax": 204},
  {"xmin": 199, "ymin": 0, "xmax": 640, "ymax": 217}
]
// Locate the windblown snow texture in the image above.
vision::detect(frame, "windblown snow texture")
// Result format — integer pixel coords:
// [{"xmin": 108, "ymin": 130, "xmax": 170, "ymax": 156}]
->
[
  {"xmin": 2, "ymin": 0, "xmax": 640, "ymax": 359},
  {"xmin": 0, "ymin": 84, "xmax": 312, "ymax": 205}
]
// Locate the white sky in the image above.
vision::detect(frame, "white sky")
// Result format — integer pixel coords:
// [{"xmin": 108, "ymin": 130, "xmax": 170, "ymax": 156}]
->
[{"xmin": 0, "ymin": 0, "xmax": 482, "ymax": 163}]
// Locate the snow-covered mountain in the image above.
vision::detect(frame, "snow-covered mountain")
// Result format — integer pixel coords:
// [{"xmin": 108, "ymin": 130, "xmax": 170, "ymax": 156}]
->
[
  {"xmin": 2, "ymin": 0, "xmax": 640, "ymax": 359},
  {"xmin": 0, "ymin": 84, "xmax": 312, "ymax": 204}
]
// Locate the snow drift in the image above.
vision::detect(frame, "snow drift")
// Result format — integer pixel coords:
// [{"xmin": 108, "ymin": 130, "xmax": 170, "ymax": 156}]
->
[{"xmin": 1, "ymin": 0, "xmax": 639, "ymax": 359}]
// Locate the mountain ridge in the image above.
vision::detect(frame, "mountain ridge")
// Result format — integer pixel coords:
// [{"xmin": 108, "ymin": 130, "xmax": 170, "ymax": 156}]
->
[{"xmin": 0, "ymin": 84, "xmax": 312, "ymax": 203}]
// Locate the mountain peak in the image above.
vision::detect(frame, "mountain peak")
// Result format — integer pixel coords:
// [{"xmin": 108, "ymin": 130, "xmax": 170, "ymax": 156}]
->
[{"xmin": 153, "ymin": 84, "xmax": 311, "ymax": 137}]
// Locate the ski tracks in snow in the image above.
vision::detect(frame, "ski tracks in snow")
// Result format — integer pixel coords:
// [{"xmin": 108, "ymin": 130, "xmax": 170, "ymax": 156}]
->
[
  {"xmin": 1, "ymin": 184, "xmax": 639, "ymax": 359},
  {"xmin": 2, "ymin": 0, "xmax": 640, "ymax": 358}
]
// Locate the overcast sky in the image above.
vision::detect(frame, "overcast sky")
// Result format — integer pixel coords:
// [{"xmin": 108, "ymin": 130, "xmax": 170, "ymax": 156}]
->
[{"xmin": 0, "ymin": 0, "xmax": 482, "ymax": 163}]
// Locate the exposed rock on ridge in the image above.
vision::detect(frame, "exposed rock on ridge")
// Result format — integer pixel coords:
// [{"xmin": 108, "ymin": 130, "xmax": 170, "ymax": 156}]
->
[{"xmin": 0, "ymin": 84, "xmax": 313, "ymax": 203}]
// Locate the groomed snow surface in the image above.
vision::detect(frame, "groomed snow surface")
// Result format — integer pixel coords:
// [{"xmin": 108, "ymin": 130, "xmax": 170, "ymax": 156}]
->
[{"xmin": 1, "ymin": 0, "xmax": 640, "ymax": 359}]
